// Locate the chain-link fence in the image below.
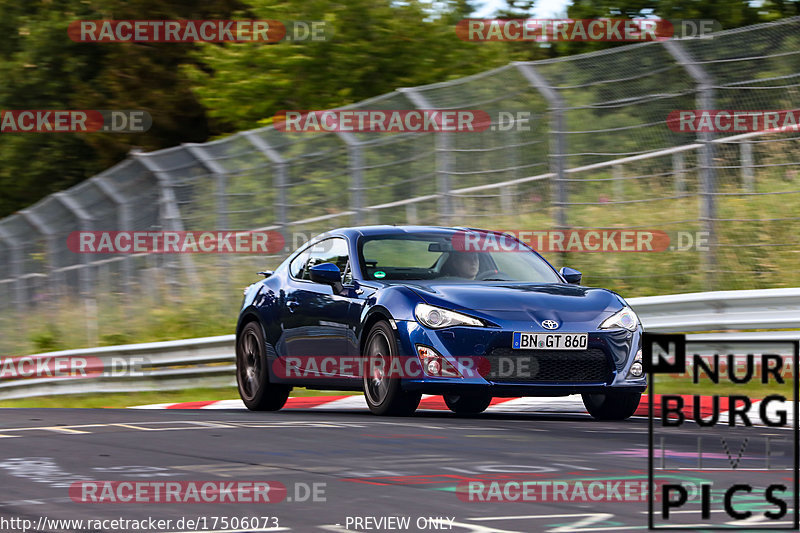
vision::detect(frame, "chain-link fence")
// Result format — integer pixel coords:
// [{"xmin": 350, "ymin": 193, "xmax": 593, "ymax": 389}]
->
[{"xmin": 2, "ymin": 18, "xmax": 800, "ymax": 353}]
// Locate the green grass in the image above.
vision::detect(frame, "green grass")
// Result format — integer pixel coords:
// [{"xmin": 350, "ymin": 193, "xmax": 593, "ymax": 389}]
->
[
  {"xmin": 0, "ymin": 387, "xmax": 362, "ymax": 409},
  {"xmin": 654, "ymin": 375, "xmax": 794, "ymax": 399}
]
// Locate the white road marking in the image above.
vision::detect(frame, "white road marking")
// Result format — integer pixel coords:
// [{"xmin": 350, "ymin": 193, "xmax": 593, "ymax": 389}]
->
[
  {"xmin": 130, "ymin": 402, "xmax": 175, "ymax": 409},
  {"xmin": 469, "ymin": 513, "xmax": 618, "ymax": 532},
  {"xmin": 313, "ymin": 396, "xmax": 369, "ymax": 410},
  {"xmin": 200, "ymin": 399, "xmax": 245, "ymax": 409},
  {"xmin": 485, "ymin": 396, "xmax": 588, "ymax": 414}
]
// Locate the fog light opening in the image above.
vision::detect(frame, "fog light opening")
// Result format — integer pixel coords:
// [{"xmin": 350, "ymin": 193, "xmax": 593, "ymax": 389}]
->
[{"xmin": 416, "ymin": 345, "xmax": 461, "ymax": 378}]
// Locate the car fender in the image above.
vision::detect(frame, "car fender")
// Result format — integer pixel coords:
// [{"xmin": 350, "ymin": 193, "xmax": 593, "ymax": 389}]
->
[
  {"xmin": 357, "ymin": 285, "xmax": 423, "ymax": 353},
  {"xmin": 237, "ymin": 281, "xmax": 283, "ymax": 346}
]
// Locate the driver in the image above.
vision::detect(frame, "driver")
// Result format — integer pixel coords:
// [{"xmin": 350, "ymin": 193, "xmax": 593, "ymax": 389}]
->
[{"xmin": 441, "ymin": 251, "xmax": 480, "ymax": 279}]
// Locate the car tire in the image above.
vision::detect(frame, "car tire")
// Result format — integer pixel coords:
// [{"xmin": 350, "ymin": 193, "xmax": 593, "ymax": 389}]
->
[
  {"xmin": 582, "ymin": 391, "xmax": 641, "ymax": 420},
  {"xmin": 444, "ymin": 393, "xmax": 492, "ymax": 415},
  {"xmin": 237, "ymin": 321, "xmax": 291, "ymax": 411},
  {"xmin": 362, "ymin": 320, "xmax": 421, "ymax": 416}
]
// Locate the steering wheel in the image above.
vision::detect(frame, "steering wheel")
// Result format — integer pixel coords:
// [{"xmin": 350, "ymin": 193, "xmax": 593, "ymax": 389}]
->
[{"xmin": 476, "ymin": 270, "xmax": 513, "ymax": 281}]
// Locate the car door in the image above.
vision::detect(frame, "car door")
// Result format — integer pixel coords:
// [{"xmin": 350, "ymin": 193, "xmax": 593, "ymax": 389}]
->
[{"xmin": 279, "ymin": 237, "xmax": 356, "ymax": 382}]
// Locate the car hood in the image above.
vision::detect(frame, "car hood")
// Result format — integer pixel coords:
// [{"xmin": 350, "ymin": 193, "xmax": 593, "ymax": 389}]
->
[{"xmin": 408, "ymin": 282, "xmax": 626, "ymax": 325}]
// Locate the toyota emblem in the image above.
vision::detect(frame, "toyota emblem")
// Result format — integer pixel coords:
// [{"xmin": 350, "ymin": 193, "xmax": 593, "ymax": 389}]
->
[{"xmin": 541, "ymin": 320, "xmax": 559, "ymax": 330}]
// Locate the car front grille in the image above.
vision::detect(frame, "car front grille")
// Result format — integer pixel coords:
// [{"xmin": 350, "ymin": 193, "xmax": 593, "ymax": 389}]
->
[{"xmin": 485, "ymin": 347, "xmax": 612, "ymax": 383}]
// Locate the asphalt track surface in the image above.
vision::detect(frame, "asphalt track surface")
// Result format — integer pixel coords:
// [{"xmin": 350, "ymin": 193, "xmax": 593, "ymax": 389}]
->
[{"xmin": 0, "ymin": 404, "xmax": 795, "ymax": 533}]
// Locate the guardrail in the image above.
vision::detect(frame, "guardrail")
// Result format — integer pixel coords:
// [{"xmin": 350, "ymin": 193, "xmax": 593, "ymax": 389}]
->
[
  {"xmin": 629, "ymin": 288, "xmax": 800, "ymax": 333},
  {"xmin": 2, "ymin": 288, "xmax": 799, "ymax": 400},
  {"xmin": 0, "ymin": 335, "xmax": 236, "ymax": 400}
]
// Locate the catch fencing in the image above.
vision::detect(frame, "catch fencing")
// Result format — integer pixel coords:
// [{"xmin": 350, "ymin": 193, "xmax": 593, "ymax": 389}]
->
[
  {"xmin": 2, "ymin": 287, "xmax": 799, "ymax": 399},
  {"xmin": 1, "ymin": 18, "xmax": 800, "ymax": 351}
]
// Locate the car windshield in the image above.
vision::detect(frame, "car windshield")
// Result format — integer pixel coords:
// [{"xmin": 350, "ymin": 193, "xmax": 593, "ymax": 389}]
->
[{"xmin": 359, "ymin": 232, "xmax": 562, "ymax": 283}]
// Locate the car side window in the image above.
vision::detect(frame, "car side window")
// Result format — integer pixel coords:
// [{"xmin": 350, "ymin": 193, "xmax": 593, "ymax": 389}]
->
[
  {"xmin": 289, "ymin": 249, "xmax": 310, "ymax": 278},
  {"xmin": 302, "ymin": 238, "xmax": 350, "ymax": 281},
  {"xmin": 341, "ymin": 261, "xmax": 353, "ymax": 285}
]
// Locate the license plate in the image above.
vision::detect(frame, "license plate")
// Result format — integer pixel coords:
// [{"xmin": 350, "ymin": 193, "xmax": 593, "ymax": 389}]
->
[{"xmin": 512, "ymin": 332, "xmax": 587, "ymax": 350}]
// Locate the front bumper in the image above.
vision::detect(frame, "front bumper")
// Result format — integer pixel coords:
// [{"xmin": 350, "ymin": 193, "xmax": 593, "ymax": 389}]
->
[{"xmin": 394, "ymin": 319, "xmax": 647, "ymax": 396}]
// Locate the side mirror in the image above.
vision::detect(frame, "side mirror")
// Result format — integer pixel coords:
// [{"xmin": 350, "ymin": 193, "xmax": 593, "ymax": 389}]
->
[
  {"xmin": 309, "ymin": 262, "xmax": 342, "ymax": 285},
  {"xmin": 257, "ymin": 270, "xmax": 274, "ymax": 278},
  {"xmin": 559, "ymin": 266, "xmax": 582, "ymax": 284}
]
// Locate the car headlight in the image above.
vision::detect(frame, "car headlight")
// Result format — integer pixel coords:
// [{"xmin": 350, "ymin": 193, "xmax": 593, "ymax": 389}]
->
[
  {"xmin": 599, "ymin": 306, "xmax": 639, "ymax": 331},
  {"xmin": 415, "ymin": 303, "xmax": 484, "ymax": 329}
]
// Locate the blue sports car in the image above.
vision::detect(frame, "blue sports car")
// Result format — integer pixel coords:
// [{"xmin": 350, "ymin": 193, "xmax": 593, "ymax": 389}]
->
[{"xmin": 236, "ymin": 226, "xmax": 645, "ymax": 418}]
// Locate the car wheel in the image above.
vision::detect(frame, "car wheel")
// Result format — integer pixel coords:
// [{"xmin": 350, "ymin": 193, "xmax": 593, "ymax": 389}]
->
[
  {"xmin": 362, "ymin": 320, "xmax": 421, "ymax": 416},
  {"xmin": 237, "ymin": 321, "xmax": 291, "ymax": 411},
  {"xmin": 582, "ymin": 391, "xmax": 641, "ymax": 420},
  {"xmin": 444, "ymin": 393, "xmax": 492, "ymax": 415}
]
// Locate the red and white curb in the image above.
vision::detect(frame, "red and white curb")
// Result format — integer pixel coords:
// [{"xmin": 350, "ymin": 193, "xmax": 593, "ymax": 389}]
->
[
  {"xmin": 131, "ymin": 394, "xmax": 788, "ymax": 426},
  {"xmin": 131, "ymin": 395, "xmax": 587, "ymax": 413}
]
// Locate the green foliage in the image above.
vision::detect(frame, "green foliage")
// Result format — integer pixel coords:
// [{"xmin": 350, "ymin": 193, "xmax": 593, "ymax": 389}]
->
[
  {"xmin": 30, "ymin": 324, "xmax": 64, "ymax": 352},
  {"xmin": 2, "ymin": 0, "xmax": 798, "ymax": 218},
  {"xmin": 0, "ymin": 0, "xmax": 244, "ymax": 218},
  {"xmin": 184, "ymin": 0, "xmax": 511, "ymax": 133}
]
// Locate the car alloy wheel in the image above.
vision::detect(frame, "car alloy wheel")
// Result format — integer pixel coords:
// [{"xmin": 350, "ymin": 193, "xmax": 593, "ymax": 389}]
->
[
  {"xmin": 236, "ymin": 321, "xmax": 290, "ymax": 411},
  {"xmin": 362, "ymin": 320, "xmax": 421, "ymax": 416},
  {"xmin": 364, "ymin": 329, "xmax": 392, "ymax": 406},
  {"xmin": 238, "ymin": 327, "xmax": 262, "ymax": 402}
]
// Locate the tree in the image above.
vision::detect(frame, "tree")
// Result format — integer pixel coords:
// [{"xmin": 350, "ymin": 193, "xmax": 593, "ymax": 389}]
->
[
  {"xmin": 0, "ymin": 0, "xmax": 243, "ymax": 218},
  {"xmin": 184, "ymin": 0, "xmax": 510, "ymax": 133}
]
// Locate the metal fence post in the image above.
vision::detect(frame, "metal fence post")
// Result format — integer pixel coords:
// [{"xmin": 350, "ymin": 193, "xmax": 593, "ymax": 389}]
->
[
  {"xmin": 399, "ymin": 87, "xmax": 453, "ymax": 225},
  {"xmin": 514, "ymin": 63, "xmax": 568, "ymax": 229},
  {"xmin": 91, "ymin": 174, "xmax": 133, "ymax": 294},
  {"xmin": 54, "ymin": 192, "xmax": 97, "ymax": 345},
  {"xmin": 500, "ymin": 186, "xmax": 514, "ymax": 214},
  {"xmin": 612, "ymin": 164, "xmax": 624, "ymax": 201},
  {"xmin": 0, "ymin": 226, "xmax": 25, "ymax": 312},
  {"xmin": 673, "ymin": 152, "xmax": 686, "ymax": 194},
  {"xmin": 502, "ymin": 127, "xmax": 519, "ymax": 214},
  {"xmin": 242, "ymin": 132, "xmax": 288, "ymax": 237},
  {"xmin": 130, "ymin": 151, "xmax": 199, "ymax": 292},
  {"xmin": 336, "ymin": 132, "xmax": 364, "ymax": 225},
  {"xmin": 663, "ymin": 40, "xmax": 717, "ymax": 287},
  {"xmin": 740, "ymin": 141, "xmax": 754, "ymax": 192},
  {"xmin": 182, "ymin": 144, "xmax": 229, "ymax": 232},
  {"xmin": 405, "ymin": 202, "xmax": 418, "ymax": 225},
  {"xmin": 54, "ymin": 192, "xmax": 94, "ymax": 300},
  {"xmin": 183, "ymin": 143, "xmax": 232, "ymax": 305},
  {"xmin": 19, "ymin": 209, "xmax": 59, "ymax": 300}
]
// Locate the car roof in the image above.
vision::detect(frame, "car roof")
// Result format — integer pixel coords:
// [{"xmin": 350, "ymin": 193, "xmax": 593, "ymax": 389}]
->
[{"xmin": 331, "ymin": 225, "xmax": 487, "ymax": 238}]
